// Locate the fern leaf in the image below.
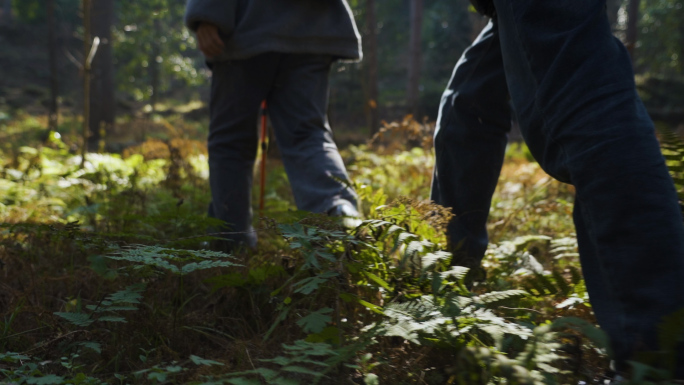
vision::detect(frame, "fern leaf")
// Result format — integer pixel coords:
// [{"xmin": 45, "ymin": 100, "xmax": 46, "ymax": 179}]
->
[
  {"xmin": 282, "ymin": 341, "xmax": 336, "ymax": 356},
  {"xmin": 551, "ymin": 270, "xmax": 570, "ymax": 295},
  {"xmin": 253, "ymin": 368, "xmax": 279, "ymax": 381},
  {"xmin": 396, "ymin": 231, "xmax": 418, "ymax": 244},
  {"xmin": 78, "ymin": 341, "xmax": 102, "ymax": 354},
  {"xmin": 106, "ymin": 283, "xmax": 146, "ymax": 304},
  {"xmin": 383, "ymin": 322, "xmax": 420, "ymax": 344},
  {"xmin": 405, "ymin": 240, "xmax": 433, "ymax": 258},
  {"xmin": 529, "ymin": 273, "xmax": 558, "ymax": 295},
  {"xmin": 181, "ymin": 260, "xmax": 240, "ymax": 274},
  {"xmin": 362, "ymin": 271, "xmax": 392, "ymax": 291},
  {"xmin": 473, "ymin": 290, "xmax": 527, "ymax": 306},
  {"xmin": 296, "ymin": 308, "xmax": 333, "ymax": 334},
  {"xmin": 280, "ymin": 365, "xmax": 324, "ymax": 377},
  {"xmin": 421, "ymin": 250, "xmax": 451, "ymax": 270},
  {"xmin": 441, "ymin": 266, "xmax": 469, "ymax": 281},
  {"xmin": 190, "ymin": 355, "xmax": 225, "ymax": 366},
  {"xmin": 385, "ymin": 224, "xmax": 405, "ymax": 237},
  {"xmin": 358, "ymin": 299, "xmax": 385, "ymax": 315},
  {"xmin": 54, "ymin": 312, "xmax": 94, "ymax": 327},
  {"xmin": 569, "ymin": 266, "xmax": 583, "ymax": 285},
  {"xmin": 292, "ymin": 271, "xmax": 338, "ymax": 295}
]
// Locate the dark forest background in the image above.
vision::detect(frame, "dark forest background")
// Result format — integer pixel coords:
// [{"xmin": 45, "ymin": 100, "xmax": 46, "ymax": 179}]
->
[{"xmin": 0, "ymin": 0, "xmax": 683, "ymax": 148}]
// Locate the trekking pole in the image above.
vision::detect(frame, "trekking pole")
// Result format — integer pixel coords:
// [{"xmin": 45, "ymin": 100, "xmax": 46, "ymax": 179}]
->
[{"xmin": 259, "ymin": 100, "xmax": 268, "ymax": 213}]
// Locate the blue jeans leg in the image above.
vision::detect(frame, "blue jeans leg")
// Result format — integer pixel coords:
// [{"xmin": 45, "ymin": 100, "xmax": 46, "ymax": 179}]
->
[
  {"xmin": 431, "ymin": 20, "xmax": 511, "ymax": 267},
  {"xmin": 208, "ymin": 53, "xmax": 358, "ymax": 250},
  {"xmin": 267, "ymin": 54, "xmax": 358, "ymax": 214},
  {"xmin": 207, "ymin": 54, "xmax": 279, "ymax": 249},
  {"xmin": 493, "ymin": 0, "xmax": 684, "ymax": 373}
]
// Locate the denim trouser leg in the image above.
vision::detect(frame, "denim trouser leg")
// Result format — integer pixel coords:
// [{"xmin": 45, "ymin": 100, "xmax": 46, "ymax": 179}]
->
[
  {"xmin": 492, "ymin": 0, "xmax": 684, "ymax": 373},
  {"xmin": 431, "ymin": 21, "xmax": 511, "ymax": 266},
  {"xmin": 266, "ymin": 54, "xmax": 358, "ymax": 214},
  {"xmin": 208, "ymin": 55, "xmax": 278, "ymax": 248},
  {"xmin": 208, "ymin": 53, "xmax": 357, "ymax": 249}
]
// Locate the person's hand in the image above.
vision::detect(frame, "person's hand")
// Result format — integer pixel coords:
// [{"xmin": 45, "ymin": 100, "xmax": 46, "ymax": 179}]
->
[{"xmin": 196, "ymin": 23, "xmax": 225, "ymax": 58}]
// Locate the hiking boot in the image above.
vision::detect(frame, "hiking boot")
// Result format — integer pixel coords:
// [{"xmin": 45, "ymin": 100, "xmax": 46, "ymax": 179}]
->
[
  {"xmin": 327, "ymin": 202, "xmax": 362, "ymax": 228},
  {"xmin": 450, "ymin": 250, "xmax": 487, "ymax": 290}
]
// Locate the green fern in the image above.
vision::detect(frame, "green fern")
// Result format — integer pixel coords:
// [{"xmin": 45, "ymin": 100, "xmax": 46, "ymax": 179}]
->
[
  {"xmin": 106, "ymin": 246, "xmax": 240, "ymax": 275},
  {"xmin": 658, "ymin": 124, "xmax": 684, "ymax": 206},
  {"xmin": 54, "ymin": 284, "xmax": 146, "ymax": 327}
]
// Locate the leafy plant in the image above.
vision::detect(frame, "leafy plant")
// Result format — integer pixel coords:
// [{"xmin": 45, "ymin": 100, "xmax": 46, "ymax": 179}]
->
[
  {"xmin": 107, "ymin": 246, "xmax": 240, "ymax": 275},
  {"xmin": 54, "ymin": 284, "xmax": 146, "ymax": 327}
]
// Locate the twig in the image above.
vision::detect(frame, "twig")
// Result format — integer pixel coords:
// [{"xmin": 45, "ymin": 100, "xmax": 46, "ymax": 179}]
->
[
  {"xmin": 498, "ymin": 306, "xmax": 544, "ymax": 314},
  {"xmin": 0, "ymin": 326, "xmax": 48, "ymax": 341},
  {"xmin": 245, "ymin": 347, "xmax": 256, "ymax": 370},
  {"xmin": 20, "ymin": 330, "xmax": 86, "ymax": 354},
  {"xmin": 85, "ymin": 37, "xmax": 100, "ymax": 70},
  {"xmin": 62, "ymin": 47, "xmax": 83, "ymax": 70}
]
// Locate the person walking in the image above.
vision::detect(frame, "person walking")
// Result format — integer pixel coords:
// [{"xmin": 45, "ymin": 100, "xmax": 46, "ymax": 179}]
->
[
  {"xmin": 431, "ymin": 0, "xmax": 684, "ymax": 379},
  {"xmin": 185, "ymin": 0, "xmax": 362, "ymax": 250}
]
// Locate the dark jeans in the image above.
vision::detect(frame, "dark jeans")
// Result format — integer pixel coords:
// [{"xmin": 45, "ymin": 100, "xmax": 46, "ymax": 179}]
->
[
  {"xmin": 208, "ymin": 53, "xmax": 357, "ymax": 248},
  {"xmin": 431, "ymin": 1, "xmax": 684, "ymax": 375}
]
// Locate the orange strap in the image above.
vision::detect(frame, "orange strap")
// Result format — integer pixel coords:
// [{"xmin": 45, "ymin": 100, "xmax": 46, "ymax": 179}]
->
[{"xmin": 259, "ymin": 100, "xmax": 268, "ymax": 213}]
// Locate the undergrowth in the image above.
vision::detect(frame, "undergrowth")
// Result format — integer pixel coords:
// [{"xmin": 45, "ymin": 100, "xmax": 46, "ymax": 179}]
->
[{"xmin": 0, "ymin": 116, "xmax": 682, "ymax": 384}]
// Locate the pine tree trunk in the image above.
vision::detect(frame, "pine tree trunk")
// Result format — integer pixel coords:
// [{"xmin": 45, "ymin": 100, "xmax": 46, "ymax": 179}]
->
[
  {"xmin": 150, "ymin": 19, "xmax": 162, "ymax": 116},
  {"xmin": 407, "ymin": 0, "xmax": 423, "ymax": 117},
  {"xmin": 365, "ymin": 0, "xmax": 379, "ymax": 137},
  {"xmin": 88, "ymin": 0, "xmax": 115, "ymax": 151},
  {"xmin": 48, "ymin": 0, "xmax": 59, "ymax": 132},
  {"xmin": 81, "ymin": 0, "xmax": 92, "ymax": 167}
]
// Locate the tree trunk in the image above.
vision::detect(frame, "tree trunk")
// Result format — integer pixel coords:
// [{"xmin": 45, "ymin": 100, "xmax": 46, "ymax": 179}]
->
[
  {"xmin": 150, "ymin": 19, "xmax": 162, "ymax": 116},
  {"xmin": 407, "ymin": 0, "xmax": 423, "ymax": 117},
  {"xmin": 626, "ymin": 0, "xmax": 640, "ymax": 67},
  {"xmin": 88, "ymin": 0, "xmax": 115, "ymax": 151},
  {"xmin": 48, "ymin": 0, "xmax": 59, "ymax": 133},
  {"xmin": 2, "ymin": 0, "xmax": 12, "ymax": 24},
  {"xmin": 81, "ymin": 0, "xmax": 92, "ymax": 167},
  {"xmin": 365, "ymin": 0, "xmax": 379, "ymax": 137}
]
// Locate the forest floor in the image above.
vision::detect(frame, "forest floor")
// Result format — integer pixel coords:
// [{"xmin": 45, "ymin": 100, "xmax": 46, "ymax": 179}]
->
[{"xmin": 0, "ymin": 112, "xmax": 678, "ymax": 384}]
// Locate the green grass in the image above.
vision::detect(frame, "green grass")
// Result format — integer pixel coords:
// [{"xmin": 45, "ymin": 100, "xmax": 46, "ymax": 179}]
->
[{"xmin": 0, "ymin": 114, "xmax": 678, "ymax": 384}]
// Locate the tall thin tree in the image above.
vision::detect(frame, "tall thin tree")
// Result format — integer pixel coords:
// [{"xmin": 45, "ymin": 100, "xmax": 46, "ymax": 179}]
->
[
  {"xmin": 81, "ymin": 0, "xmax": 95, "ymax": 167},
  {"xmin": 626, "ymin": 0, "xmax": 640, "ymax": 66},
  {"xmin": 48, "ymin": 0, "xmax": 59, "ymax": 133},
  {"xmin": 407, "ymin": 0, "xmax": 423, "ymax": 117},
  {"xmin": 89, "ymin": 0, "xmax": 115, "ymax": 151},
  {"xmin": 365, "ymin": 0, "xmax": 379, "ymax": 136},
  {"xmin": 150, "ymin": 18, "xmax": 162, "ymax": 116}
]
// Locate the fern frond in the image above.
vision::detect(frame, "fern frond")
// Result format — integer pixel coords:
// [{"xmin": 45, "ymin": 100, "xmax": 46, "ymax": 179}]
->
[
  {"xmin": 107, "ymin": 246, "xmax": 240, "ymax": 275},
  {"xmin": 54, "ymin": 312, "xmax": 94, "ymax": 327},
  {"xmin": 472, "ymin": 289, "xmax": 527, "ymax": 306}
]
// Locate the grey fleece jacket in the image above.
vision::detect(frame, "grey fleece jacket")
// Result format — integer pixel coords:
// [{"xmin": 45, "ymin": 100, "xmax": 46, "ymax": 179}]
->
[{"xmin": 184, "ymin": 0, "xmax": 362, "ymax": 61}]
